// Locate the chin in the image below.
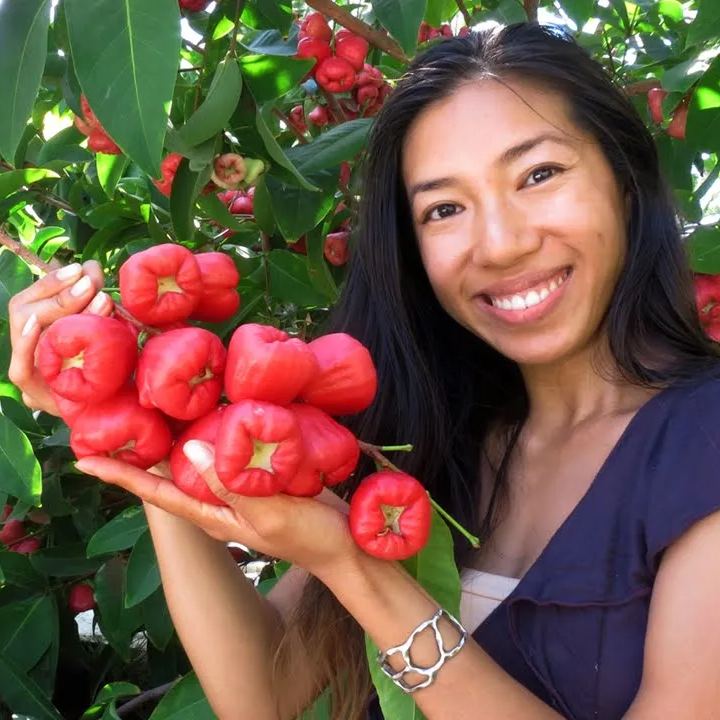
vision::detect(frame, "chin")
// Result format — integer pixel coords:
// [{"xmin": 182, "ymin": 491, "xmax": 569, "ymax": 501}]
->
[{"xmin": 482, "ymin": 332, "xmax": 582, "ymax": 368}]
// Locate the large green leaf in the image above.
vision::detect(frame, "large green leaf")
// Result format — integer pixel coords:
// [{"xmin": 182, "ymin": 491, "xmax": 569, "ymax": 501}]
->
[
  {"xmin": 264, "ymin": 174, "xmax": 335, "ymax": 241},
  {"xmin": 372, "ymin": 0, "xmax": 425, "ymax": 56},
  {"xmin": 149, "ymin": 672, "xmax": 215, "ymax": 720},
  {"xmin": 65, "ymin": 0, "xmax": 182, "ymax": 177},
  {"xmin": 239, "ymin": 55, "xmax": 314, "ymax": 104},
  {"xmin": 0, "ymin": 415, "xmax": 42, "ymax": 506},
  {"xmin": 0, "ymin": 595, "xmax": 56, "ymax": 672},
  {"xmin": 30, "ymin": 543, "xmax": 104, "ymax": 577},
  {"xmin": 141, "ymin": 586, "xmax": 175, "ymax": 651},
  {"xmin": 240, "ymin": 29, "xmax": 299, "ymax": 57},
  {"xmin": 86, "ymin": 505, "xmax": 148, "ymax": 558},
  {"xmin": 287, "ymin": 119, "xmax": 373, "ymax": 173},
  {"xmin": 688, "ymin": 226, "xmax": 720, "ymax": 274},
  {"xmin": 687, "ymin": 56, "xmax": 720, "ymax": 156},
  {"xmin": 0, "ymin": 0, "xmax": 51, "ymax": 162},
  {"xmin": 686, "ymin": 0, "xmax": 720, "ymax": 47},
  {"xmin": 0, "ymin": 654, "xmax": 63, "ymax": 720},
  {"xmin": 124, "ymin": 529, "xmax": 161, "ymax": 608},
  {"xmin": 170, "ymin": 156, "xmax": 213, "ymax": 242},
  {"xmin": 267, "ymin": 250, "xmax": 333, "ymax": 307},
  {"xmin": 0, "ymin": 168, "xmax": 60, "ymax": 200},
  {"xmin": 179, "ymin": 57, "xmax": 243, "ymax": 147},
  {"xmin": 0, "ymin": 250, "xmax": 33, "ymax": 321},
  {"xmin": 424, "ymin": 0, "xmax": 459, "ymax": 26}
]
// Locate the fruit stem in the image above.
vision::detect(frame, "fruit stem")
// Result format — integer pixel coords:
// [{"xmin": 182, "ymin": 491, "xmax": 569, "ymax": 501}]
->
[{"xmin": 358, "ymin": 440, "xmax": 481, "ymax": 549}]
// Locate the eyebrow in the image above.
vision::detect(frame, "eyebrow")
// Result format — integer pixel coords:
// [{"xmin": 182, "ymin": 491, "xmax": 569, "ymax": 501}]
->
[{"xmin": 408, "ymin": 132, "xmax": 577, "ymax": 202}]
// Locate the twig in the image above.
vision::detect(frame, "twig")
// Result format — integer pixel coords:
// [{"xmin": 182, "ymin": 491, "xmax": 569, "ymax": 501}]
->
[
  {"xmin": 273, "ymin": 108, "xmax": 308, "ymax": 144},
  {"xmin": 304, "ymin": 0, "xmax": 408, "ymax": 62},
  {"xmin": 116, "ymin": 681, "xmax": 176, "ymax": 718},
  {"xmin": 624, "ymin": 79, "xmax": 661, "ymax": 96},
  {"xmin": 523, "ymin": 0, "xmax": 539, "ymax": 21},
  {"xmin": 183, "ymin": 38, "xmax": 205, "ymax": 56},
  {"xmin": 228, "ymin": 0, "xmax": 244, "ymax": 57},
  {"xmin": 321, "ymin": 89, "xmax": 347, "ymax": 124},
  {"xmin": 455, "ymin": 0, "xmax": 473, "ymax": 27}
]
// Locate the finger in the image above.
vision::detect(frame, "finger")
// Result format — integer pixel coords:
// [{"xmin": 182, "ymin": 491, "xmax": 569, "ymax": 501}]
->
[
  {"xmin": 182, "ymin": 440, "xmax": 240, "ymax": 507},
  {"xmin": 81, "ymin": 260, "xmax": 105, "ymax": 290},
  {"xmin": 7, "ymin": 313, "xmax": 42, "ymax": 388},
  {"xmin": 81, "ymin": 290, "xmax": 114, "ymax": 316},
  {"xmin": 10, "ymin": 263, "xmax": 83, "ymax": 309},
  {"xmin": 75, "ymin": 456, "xmax": 235, "ymax": 532}
]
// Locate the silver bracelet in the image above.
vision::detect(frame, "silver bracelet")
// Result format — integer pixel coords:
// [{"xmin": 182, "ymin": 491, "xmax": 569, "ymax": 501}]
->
[{"xmin": 377, "ymin": 607, "xmax": 468, "ymax": 693}]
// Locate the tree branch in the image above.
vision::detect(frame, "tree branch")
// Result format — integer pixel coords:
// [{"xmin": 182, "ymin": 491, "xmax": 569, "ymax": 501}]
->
[
  {"xmin": 455, "ymin": 0, "xmax": 473, "ymax": 27},
  {"xmin": 523, "ymin": 0, "xmax": 539, "ymax": 21},
  {"xmin": 623, "ymin": 78, "xmax": 661, "ymax": 96},
  {"xmin": 116, "ymin": 681, "xmax": 176, "ymax": 718},
  {"xmin": 304, "ymin": 0, "xmax": 408, "ymax": 62}
]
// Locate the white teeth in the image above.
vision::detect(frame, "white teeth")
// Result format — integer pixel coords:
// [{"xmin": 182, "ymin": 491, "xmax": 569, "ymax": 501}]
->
[
  {"xmin": 539, "ymin": 288, "xmax": 549, "ymax": 301},
  {"xmin": 510, "ymin": 295, "xmax": 526, "ymax": 310},
  {"xmin": 549, "ymin": 280, "xmax": 558, "ymax": 292},
  {"xmin": 487, "ymin": 269, "xmax": 570, "ymax": 312},
  {"xmin": 500, "ymin": 298, "xmax": 512, "ymax": 310},
  {"xmin": 525, "ymin": 290, "xmax": 541, "ymax": 307}
]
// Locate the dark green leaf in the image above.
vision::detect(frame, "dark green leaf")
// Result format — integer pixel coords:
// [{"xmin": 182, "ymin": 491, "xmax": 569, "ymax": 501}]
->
[
  {"xmin": 179, "ymin": 57, "xmax": 242, "ymax": 146},
  {"xmin": 688, "ymin": 226, "xmax": 720, "ymax": 273},
  {"xmin": 372, "ymin": 0, "xmax": 425, "ymax": 56},
  {"xmin": 0, "ymin": 595, "xmax": 55, "ymax": 672},
  {"xmin": 124, "ymin": 529, "xmax": 161, "ymax": 608},
  {"xmin": 0, "ymin": 0, "xmax": 51, "ymax": 162},
  {"xmin": 95, "ymin": 682, "xmax": 141, "ymax": 705},
  {"xmin": 662, "ymin": 57, "xmax": 707, "ymax": 93},
  {"xmin": 240, "ymin": 29, "xmax": 298, "ymax": 57},
  {"xmin": 425, "ymin": 0, "xmax": 459, "ymax": 26},
  {"xmin": 86, "ymin": 505, "xmax": 148, "ymax": 558},
  {"xmin": 170, "ymin": 156, "xmax": 213, "ymax": 242},
  {"xmin": 0, "ymin": 551, "xmax": 45, "ymax": 589},
  {"xmin": 96, "ymin": 154, "xmax": 130, "ymax": 199},
  {"xmin": 267, "ymin": 250, "xmax": 332, "ymax": 307},
  {"xmin": 0, "ymin": 168, "xmax": 60, "ymax": 200},
  {"xmin": 264, "ymin": 174, "xmax": 334, "ymax": 241},
  {"xmin": 239, "ymin": 55, "xmax": 314, "ymax": 104},
  {"xmin": 0, "ymin": 250, "xmax": 33, "ymax": 320},
  {"xmin": 65, "ymin": 0, "xmax": 182, "ymax": 176},
  {"xmin": 0, "ymin": 654, "xmax": 63, "ymax": 720},
  {"xmin": 30, "ymin": 543, "xmax": 104, "ymax": 577},
  {"xmin": 558, "ymin": 0, "xmax": 595, "ymax": 26},
  {"xmin": 287, "ymin": 119, "xmax": 373, "ymax": 173},
  {"xmin": 687, "ymin": 0, "xmax": 720, "ymax": 47},
  {"xmin": 148, "ymin": 672, "xmax": 215, "ymax": 720},
  {"xmin": 141, "ymin": 586, "xmax": 175, "ymax": 651},
  {"xmin": 687, "ymin": 56, "xmax": 720, "ymax": 156},
  {"xmin": 0, "ymin": 397, "xmax": 41, "ymax": 437},
  {"xmin": 37, "ymin": 126, "xmax": 92, "ymax": 166},
  {"xmin": 240, "ymin": 0, "xmax": 293, "ymax": 33},
  {"xmin": 0, "ymin": 415, "xmax": 42, "ymax": 505}
]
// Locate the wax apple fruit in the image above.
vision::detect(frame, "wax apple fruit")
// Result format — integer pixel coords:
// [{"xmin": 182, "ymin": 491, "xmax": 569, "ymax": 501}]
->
[
  {"xmin": 647, "ymin": 88, "xmax": 668, "ymax": 124},
  {"xmin": 300, "ymin": 12, "xmax": 332, "ymax": 42},
  {"xmin": 119, "ymin": 243, "xmax": 203, "ymax": 326},
  {"xmin": 36, "ymin": 314, "xmax": 137, "ymax": 403},
  {"xmin": 153, "ymin": 153, "xmax": 183, "ymax": 197},
  {"xmin": 348, "ymin": 471, "xmax": 431, "ymax": 560},
  {"xmin": 71, "ymin": 389, "xmax": 172, "ymax": 469},
  {"xmin": 215, "ymin": 400, "xmax": 303, "ymax": 496},
  {"xmin": 334, "ymin": 29, "xmax": 369, "ymax": 71},
  {"xmin": 285, "ymin": 404, "xmax": 360, "ymax": 496},
  {"xmin": 225, "ymin": 323, "xmax": 318, "ymax": 405},
  {"xmin": 190, "ymin": 252, "xmax": 241, "ymax": 322},
  {"xmin": 296, "ymin": 36, "xmax": 332, "ymax": 72},
  {"xmin": 170, "ymin": 406, "xmax": 228, "ymax": 506},
  {"xmin": 315, "ymin": 57, "xmax": 356, "ymax": 93},
  {"xmin": 136, "ymin": 327, "xmax": 227, "ymax": 420},
  {"xmin": 667, "ymin": 97, "xmax": 689, "ymax": 140},
  {"xmin": 324, "ymin": 230, "xmax": 349, "ymax": 266},
  {"xmin": 300, "ymin": 333, "xmax": 377, "ymax": 415},
  {"xmin": 212, "ymin": 153, "xmax": 246, "ymax": 190},
  {"xmin": 695, "ymin": 274, "xmax": 720, "ymax": 342},
  {"xmin": 68, "ymin": 583, "xmax": 96, "ymax": 614},
  {"xmin": 0, "ymin": 519, "xmax": 26, "ymax": 546}
]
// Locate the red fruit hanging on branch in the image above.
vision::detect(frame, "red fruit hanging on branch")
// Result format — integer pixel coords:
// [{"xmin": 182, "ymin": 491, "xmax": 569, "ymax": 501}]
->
[
  {"xmin": 334, "ymin": 29, "xmax": 369, "ymax": 72},
  {"xmin": 324, "ymin": 230, "xmax": 350, "ymax": 266},
  {"xmin": 300, "ymin": 12, "xmax": 333, "ymax": 42},
  {"xmin": 36, "ymin": 314, "xmax": 138, "ymax": 403},
  {"xmin": 218, "ymin": 188, "xmax": 255, "ymax": 216},
  {"xmin": 315, "ymin": 56, "xmax": 356, "ymax": 93},
  {"xmin": 308, "ymin": 105, "xmax": 330, "ymax": 127},
  {"xmin": 647, "ymin": 87, "xmax": 668, "ymax": 124},
  {"xmin": 299, "ymin": 333, "xmax": 378, "ymax": 416},
  {"xmin": 212, "ymin": 153, "xmax": 247, "ymax": 190},
  {"xmin": 296, "ymin": 36, "xmax": 332, "ymax": 73},
  {"xmin": 285, "ymin": 404, "xmax": 360, "ymax": 497},
  {"xmin": 68, "ymin": 583, "xmax": 96, "ymax": 614},
  {"xmin": 214, "ymin": 400, "xmax": 303, "ymax": 496},
  {"xmin": 136, "ymin": 327, "xmax": 227, "ymax": 421},
  {"xmin": 170, "ymin": 406, "xmax": 228, "ymax": 506},
  {"xmin": 70, "ymin": 388, "xmax": 173, "ymax": 470},
  {"xmin": 0, "ymin": 519, "xmax": 26, "ymax": 546},
  {"xmin": 667, "ymin": 96, "xmax": 689, "ymax": 140},
  {"xmin": 288, "ymin": 105, "xmax": 308, "ymax": 134},
  {"xmin": 119, "ymin": 243, "xmax": 203, "ymax": 326},
  {"xmin": 179, "ymin": 0, "xmax": 212, "ymax": 11},
  {"xmin": 348, "ymin": 471, "xmax": 432, "ymax": 560},
  {"xmin": 11, "ymin": 537, "xmax": 42, "ymax": 554},
  {"xmin": 153, "ymin": 153, "xmax": 183, "ymax": 197},
  {"xmin": 74, "ymin": 95, "xmax": 121, "ymax": 155},
  {"xmin": 190, "ymin": 252, "xmax": 241, "ymax": 322},
  {"xmin": 694, "ymin": 274, "xmax": 720, "ymax": 342},
  {"xmin": 224, "ymin": 323, "xmax": 318, "ymax": 405}
]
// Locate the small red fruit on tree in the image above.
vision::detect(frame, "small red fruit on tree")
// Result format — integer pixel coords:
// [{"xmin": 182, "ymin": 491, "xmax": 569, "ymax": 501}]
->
[
  {"xmin": 647, "ymin": 87, "xmax": 668, "ymax": 124},
  {"xmin": 211, "ymin": 153, "xmax": 247, "ymax": 190},
  {"xmin": 694, "ymin": 274, "xmax": 720, "ymax": 342},
  {"xmin": 299, "ymin": 12, "xmax": 332, "ymax": 42},
  {"xmin": 667, "ymin": 97, "xmax": 689, "ymax": 140},
  {"xmin": 288, "ymin": 105, "xmax": 308, "ymax": 134},
  {"xmin": 179, "ymin": 0, "xmax": 212, "ymax": 11},
  {"xmin": 308, "ymin": 105, "xmax": 330, "ymax": 127},
  {"xmin": 68, "ymin": 583, "xmax": 96, "ymax": 614},
  {"xmin": 324, "ymin": 230, "xmax": 350, "ymax": 266},
  {"xmin": 335, "ymin": 29, "xmax": 369, "ymax": 72},
  {"xmin": 296, "ymin": 36, "xmax": 332, "ymax": 72},
  {"xmin": 190, "ymin": 252, "xmax": 241, "ymax": 322},
  {"xmin": 11, "ymin": 537, "xmax": 42, "ymax": 554},
  {"xmin": 315, "ymin": 56, "xmax": 356, "ymax": 93},
  {"xmin": 0, "ymin": 519, "xmax": 26, "ymax": 546},
  {"xmin": 153, "ymin": 153, "xmax": 183, "ymax": 197}
]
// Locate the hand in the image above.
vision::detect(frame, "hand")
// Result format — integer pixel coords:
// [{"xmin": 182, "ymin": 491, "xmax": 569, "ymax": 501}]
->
[
  {"xmin": 8, "ymin": 261, "xmax": 114, "ymax": 415},
  {"xmin": 74, "ymin": 441, "xmax": 359, "ymax": 578}
]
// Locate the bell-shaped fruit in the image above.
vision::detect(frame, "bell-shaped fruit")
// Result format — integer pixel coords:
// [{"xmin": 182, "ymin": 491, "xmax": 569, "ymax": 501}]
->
[{"xmin": 190, "ymin": 252, "xmax": 241, "ymax": 323}]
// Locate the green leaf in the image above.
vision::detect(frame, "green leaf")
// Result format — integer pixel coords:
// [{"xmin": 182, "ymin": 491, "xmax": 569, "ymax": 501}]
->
[
  {"xmin": 124, "ymin": 529, "xmax": 161, "ymax": 608},
  {"xmin": 264, "ymin": 174, "xmax": 335, "ymax": 241},
  {"xmin": 0, "ymin": 654, "xmax": 63, "ymax": 720},
  {"xmin": 95, "ymin": 682, "xmax": 141, "ymax": 705},
  {"xmin": 267, "ymin": 250, "xmax": 333, "ymax": 307},
  {"xmin": 239, "ymin": 55, "xmax": 314, "ymax": 104},
  {"xmin": 0, "ymin": 168, "xmax": 60, "ymax": 200},
  {"xmin": 305, "ymin": 226, "xmax": 339, "ymax": 304},
  {"xmin": 687, "ymin": 56, "xmax": 720, "ymax": 156},
  {"xmin": 559, "ymin": 0, "xmax": 595, "ymax": 27},
  {"xmin": 65, "ymin": 0, "xmax": 182, "ymax": 177},
  {"xmin": 0, "ymin": 550, "xmax": 45, "ymax": 589},
  {"xmin": 141, "ymin": 586, "xmax": 175, "ymax": 651},
  {"xmin": 0, "ymin": 415, "xmax": 42, "ymax": 506},
  {"xmin": 179, "ymin": 57, "xmax": 243, "ymax": 147},
  {"xmin": 256, "ymin": 104, "xmax": 319, "ymax": 191},
  {"xmin": 688, "ymin": 226, "xmax": 720, "ymax": 274},
  {"xmin": 662, "ymin": 57, "xmax": 708, "ymax": 93},
  {"xmin": 425, "ymin": 0, "xmax": 459, "ymax": 26},
  {"xmin": 0, "ymin": 0, "xmax": 51, "ymax": 162},
  {"xmin": 30, "ymin": 543, "xmax": 104, "ymax": 577},
  {"xmin": 240, "ymin": 0, "xmax": 293, "ymax": 33},
  {"xmin": 687, "ymin": 0, "xmax": 720, "ymax": 47},
  {"xmin": 96, "ymin": 154, "xmax": 130, "ymax": 199},
  {"xmin": 0, "ymin": 595, "xmax": 55, "ymax": 672},
  {"xmin": 170, "ymin": 157, "xmax": 213, "ymax": 242},
  {"xmin": 0, "ymin": 250, "xmax": 33, "ymax": 320},
  {"xmin": 240, "ymin": 29, "xmax": 299, "ymax": 57},
  {"xmin": 149, "ymin": 672, "xmax": 215, "ymax": 720},
  {"xmin": 372, "ymin": 0, "xmax": 425, "ymax": 56},
  {"xmin": 658, "ymin": 0, "xmax": 683, "ymax": 23},
  {"xmin": 0, "ymin": 397, "xmax": 41, "ymax": 437},
  {"xmin": 86, "ymin": 505, "xmax": 148, "ymax": 558},
  {"xmin": 287, "ymin": 119, "xmax": 373, "ymax": 173},
  {"xmin": 37, "ymin": 125, "xmax": 92, "ymax": 165}
]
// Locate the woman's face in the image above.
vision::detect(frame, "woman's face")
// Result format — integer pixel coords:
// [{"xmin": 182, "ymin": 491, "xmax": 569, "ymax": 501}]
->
[{"xmin": 401, "ymin": 78, "xmax": 629, "ymax": 367}]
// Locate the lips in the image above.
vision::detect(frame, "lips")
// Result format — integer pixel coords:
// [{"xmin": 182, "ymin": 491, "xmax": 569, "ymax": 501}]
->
[{"xmin": 478, "ymin": 265, "xmax": 573, "ymax": 300}]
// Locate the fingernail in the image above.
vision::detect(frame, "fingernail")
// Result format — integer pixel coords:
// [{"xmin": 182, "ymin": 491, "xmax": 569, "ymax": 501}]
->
[
  {"xmin": 87, "ymin": 291, "xmax": 108, "ymax": 313},
  {"xmin": 21, "ymin": 314, "xmax": 38, "ymax": 337},
  {"xmin": 183, "ymin": 440, "xmax": 214, "ymax": 472},
  {"xmin": 57, "ymin": 263, "xmax": 82, "ymax": 281},
  {"xmin": 70, "ymin": 275, "xmax": 92, "ymax": 297}
]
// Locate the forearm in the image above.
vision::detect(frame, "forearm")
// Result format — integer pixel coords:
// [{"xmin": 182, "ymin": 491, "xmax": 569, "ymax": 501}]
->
[
  {"xmin": 317, "ymin": 551, "xmax": 563, "ymax": 720},
  {"xmin": 143, "ymin": 502, "xmax": 283, "ymax": 720}
]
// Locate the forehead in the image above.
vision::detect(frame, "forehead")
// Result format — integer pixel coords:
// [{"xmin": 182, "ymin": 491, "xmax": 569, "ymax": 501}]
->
[{"xmin": 401, "ymin": 78, "xmax": 588, "ymax": 180}]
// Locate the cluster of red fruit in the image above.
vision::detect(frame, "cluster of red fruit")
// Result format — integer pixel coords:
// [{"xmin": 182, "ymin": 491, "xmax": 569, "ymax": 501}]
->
[
  {"xmin": 74, "ymin": 96, "xmax": 121, "ymax": 155},
  {"xmin": 695, "ymin": 274, "xmax": 720, "ymax": 342},
  {"xmin": 647, "ymin": 87, "xmax": 689, "ymax": 141},
  {"xmin": 418, "ymin": 21, "xmax": 471, "ymax": 43}
]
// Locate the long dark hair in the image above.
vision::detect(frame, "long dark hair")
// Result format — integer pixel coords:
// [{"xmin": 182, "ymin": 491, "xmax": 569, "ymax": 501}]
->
[{"xmin": 273, "ymin": 22, "xmax": 720, "ymax": 720}]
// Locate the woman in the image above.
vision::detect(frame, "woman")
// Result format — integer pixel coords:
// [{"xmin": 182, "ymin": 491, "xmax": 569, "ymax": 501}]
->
[{"xmin": 9, "ymin": 21, "xmax": 720, "ymax": 720}]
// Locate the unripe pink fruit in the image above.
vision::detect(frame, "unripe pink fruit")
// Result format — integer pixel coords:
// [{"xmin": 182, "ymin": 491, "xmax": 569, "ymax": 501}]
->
[{"xmin": 0, "ymin": 519, "xmax": 25, "ymax": 546}]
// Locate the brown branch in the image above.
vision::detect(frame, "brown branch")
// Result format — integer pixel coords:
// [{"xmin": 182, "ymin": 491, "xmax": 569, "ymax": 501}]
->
[
  {"xmin": 523, "ymin": 0, "xmax": 538, "ymax": 21},
  {"xmin": 455, "ymin": 0, "xmax": 473, "ymax": 27},
  {"xmin": 273, "ymin": 108, "xmax": 308, "ymax": 144},
  {"xmin": 358, "ymin": 441, "xmax": 402, "ymax": 473},
  {"xmin": 320, "ymin": 89, "xmax": 347, "ymax": 124},
  {"xmin": 116, "ymin": 681, "xmax": 176, "ymax": 718},
  {"xmin": 623, "ymin": 79, "xmax": 661, "ymax": 96},
  {"xmin": 228, "ymin": 0, "xmax": 244, "ymax": 57},
  {"xmin": 304, "ymin": 0, "xmax": 408, "ymax": 62}
]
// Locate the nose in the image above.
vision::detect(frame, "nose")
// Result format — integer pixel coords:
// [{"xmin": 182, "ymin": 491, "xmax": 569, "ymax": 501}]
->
[{"xmin": 471, "ymin": 196, "xmax": 542, "ymax": 269}]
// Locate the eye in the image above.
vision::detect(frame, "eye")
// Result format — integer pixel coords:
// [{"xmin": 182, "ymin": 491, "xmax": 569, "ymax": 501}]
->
[
  {"xmin": 422, "ymin": 202, "xmax": 462, "ymax": 223},
  {"xmin": 524, "ymin": 165, "xmax": 562, "ymax": 187}
]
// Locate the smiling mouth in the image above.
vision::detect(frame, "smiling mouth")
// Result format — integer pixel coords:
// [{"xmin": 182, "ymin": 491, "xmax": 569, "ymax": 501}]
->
[{"xmin": 481, "ymin": 267, "xmax": 572, "ymax": 311}]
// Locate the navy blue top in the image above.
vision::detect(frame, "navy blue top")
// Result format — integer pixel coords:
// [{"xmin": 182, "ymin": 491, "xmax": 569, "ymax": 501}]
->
[{"xmin": 368, "ymin": 374, "xmax": 720, "ymax": 719}]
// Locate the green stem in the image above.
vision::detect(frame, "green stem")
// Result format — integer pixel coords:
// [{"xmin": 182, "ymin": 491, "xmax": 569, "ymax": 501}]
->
[
  {"xmin": 378, "ymin": 444, "xmax": 413, "ymax": 452},
  {"xmin": 428, "ymin": 495, "xmax": 481, "ymax": 548}
]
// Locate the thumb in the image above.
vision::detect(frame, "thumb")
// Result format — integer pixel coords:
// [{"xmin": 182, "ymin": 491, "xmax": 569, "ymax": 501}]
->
[{"xmin": 183, "ymin": 439, "xmax": 239, "ymax": 507}]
